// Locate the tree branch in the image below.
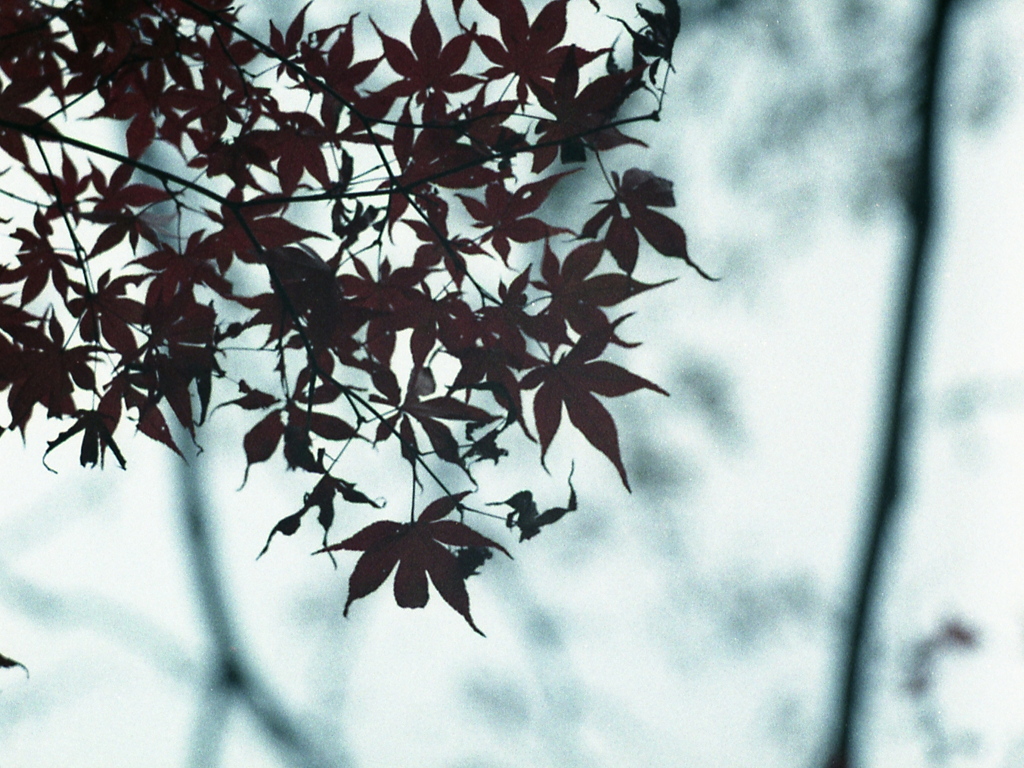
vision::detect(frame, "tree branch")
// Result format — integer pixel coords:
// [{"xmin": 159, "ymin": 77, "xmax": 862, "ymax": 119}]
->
[
  {"xmin": 829, "ymin": 0, "xmax": 958, "ymax": 765},
  {"xmin": 176, "ymin": 448, "xmax": 348, "ymax": 768}
]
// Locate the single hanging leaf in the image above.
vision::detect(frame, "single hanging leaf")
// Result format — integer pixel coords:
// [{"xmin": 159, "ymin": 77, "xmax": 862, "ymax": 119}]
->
[
  {"xmin": 520, "ymin": 326, "xmax": 667, "ymax": 490},
  {"xmin": 316, "ymin": 492, "xmax": 510, "ymax": 635},
  {"xmin": 241, "ymin": 409, "xmax": 285, "ymax": 485},
  {"xmin": 616, "ymin": 169, "xmax": 715, "ymax": 279}
]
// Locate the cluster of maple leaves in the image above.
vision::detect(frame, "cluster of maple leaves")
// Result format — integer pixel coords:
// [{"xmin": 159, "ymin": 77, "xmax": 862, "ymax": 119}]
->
[{"xmin": 0, "ymin": 0, "xmax": 703, "ymax": 635}]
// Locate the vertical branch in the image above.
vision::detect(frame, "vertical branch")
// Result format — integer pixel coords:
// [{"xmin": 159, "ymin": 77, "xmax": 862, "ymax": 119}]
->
[
  {"xmin": 187, "ymin": 684, "xmax": 232, "ymax": 768},
  {"xmin": 830, "ymin": 0, "xmax": 958, "ymax": 765},
  {"xmin": 176, "ymin": 450, "xmax": 348, "ymax": 768}
]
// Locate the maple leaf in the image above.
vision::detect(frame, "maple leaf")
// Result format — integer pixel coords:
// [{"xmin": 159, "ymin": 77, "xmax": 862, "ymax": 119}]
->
[
  {"xmin": 474, "ymin": 0, "xmax": 602, "ymax": 104},
  {"xmin": 83, "ymin": 162, "xmax": 168, "ymax": 255},
  {"xmin": 582, "ymin": 168, "xmax": 713, "ymax": 278},
  {"xmin": 339, "ymin": 255, "xmax": 430, "ymax": 366},
  {"xmin": 6, "ymin": 315, "xmax": 97, "ymax": 432},
  {"xmin": 44, "ymin": 409, "xmax": 127, "ymax": 470},
  {"xmin": 520, "ymin": 325, "xmax": 667, "ymax": 490},
  {"xmin": 372, "ymin": 365, "xmax": 497, "ymax": 468},
  {"xmin": 534, "ymin": 239, "xmax": 672, "ymax": 344},
  {"xmin": 372, "ymin": 0, "xmax": 478, "ymax": 109},
  {"xmin": 316, "ymin": 492, "xmax": 510, "ymax": 635},
  {"xmin": 134, "ymin": 236, "xmax": 232, "ymax": 309},
  {"xmin": 531, "ymin": 48, "xmax": 646, "ymax": 171},
  {"xmin": 130, "ymin": 295, "xmax": 220, "ymax": 438},
  {"xmin": 257, "ymin": 243, "xmax": 353, "ymax": 349},
  {"xmin": 613, "ymin": 0, "xmax": 681, "ymax": 79},
  {"xmin": 245, "ymin": 114, "xmax": 334, "ymax": 196},
  {"xmin": 0, "ymin": 77, "xmax": 52, "ymax": 164},
  {"xmin": 6, "ymin": 212, "xmax": 76, "ymax": 306},
  {"xmin": 268, "ymin": 0, "xmax": 311, "ymax": 60},
  {"xmin": 258, "ymin": 473, "xmax": 380, "ymax": 558},
  {"xmin": 457, "ymin": 172, "xmax": 575, "ymax": 262},
  {"xmin": 404, "ymin": 393, "xmax": 496, "ymax": 467},
  {"xmin": 241, "ymin": 408, "xmax": 285, "ymax": 484},
  {"xmin": 26, "ymin": 150, "xmax": 91, "ymax": 211},
  {"xmin": 240, "ymin": 404, "xmax": 360, "ymax": 483},
  {"xmin": 297, "ymin": 15, "xmax": 381, "ymax": 129}
]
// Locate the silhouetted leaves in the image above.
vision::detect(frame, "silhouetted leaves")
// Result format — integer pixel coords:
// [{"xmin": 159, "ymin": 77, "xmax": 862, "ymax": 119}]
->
[
  {"xmin": 44, "ymin": 409, "xmax": 126, "ymax": 470},
  {"xmin": 456, "ymin": 546, "xmax": 493, "ymax": 578},
  {"xmin": 492, "ymin": 463, "xmax": 576, "ymax": 541},
  {"xmin": 0, "ymin": 0, "xmax": 704, "ymax": 631},
  {"xmin": 613, "ymin": 0, "xmax": 681, "ymax": 79},
  {"xmin": 258, "ymin": 473, "xmax": 380, "ymax": 558}
]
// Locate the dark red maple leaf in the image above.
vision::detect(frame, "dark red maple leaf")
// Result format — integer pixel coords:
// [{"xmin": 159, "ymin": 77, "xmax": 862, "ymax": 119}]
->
[
  {"xmin": 242, "ymin": 408, "xmax": 285, "ymax": 483},
  {"xmin": 245, "ymin": 113, "xmax": 334, "ymax": 196},
  {"xmin": 534, "ymin": 239, "xmax": 671, "ymax": 345},
  {"xmin": 133, "ymin": 234, "xmax": 233, "ymax": 309},
  {"xmin": 6, "ymin": 210, "xmax": 77, "ymax": 305},
  {"xmin": 372, "ymin": 0, "xmax": 478, "ymax": 110},
  {"xmin": 457, "ymin": 172, "xmax": 574, "ymax": 262},
  {"xmin": 82, "ymin": 162, "xmax": 168, "ymax": 256},
  {"xmin": 43, "ymin": 409, "xmax": 126, "ymax": 469},
  {"xmin": 339, "ymin": 255, "xmax": 430, "ymax": 366},
  {"xmin": 27, "ymin": 150, "xmax": 91, "ymax": 211},
  {"xmin": 405, "ymin": 201, "xmax": 490, "ymax": 287},
  {"xmin": 0, "ymin": 76, "xmax": 52, "ymax": 163},
  {"xmin": 316, "ymin": 492, "xmax": 510, "ymax": 634},
  {"xmin": 296, "ymin": 15, "xmax": 381, "ymax": 129},
  {"xmin": 65, "ymin": 271, "xmax": 144, "ymax": 354},
  {"xmin": 240, "ymin": 403, "xmax": 360, "ymax": 483},
  {"xmin": 268, "ymin": 0, "xmax": 311, "ymax": 61},
  {"xmin": 474, "ymin": 0, "xmax": 602, "ymax": 104},
  {"xmin": 405, "ymin": 392, "xmax": 496, "ymax": 466},
  {"xmin": 520, "ymin": 324, "xmax": 667, "ymax": 490},
  {"xmin": 6, "ymin": 315, "xmax": 97, "ymax": 432},
  {"xmin": 371, "ymin": 364, "xmax": 496, "ymax": 468},
  {"xmin": 258, "ymin": 472, "xmax": 380, "ymax": 558},
  {"xmin": 443, "ymin": 268, "xmax": 548, "ymax": 433},
  {"xmin": 582, "ymin": 168, "xmax": 712, "ymax": 278},
  {"xmin": 531, "ymin": 48, "xmax": 645, "ymax": 171},
  {"xmin": 130, "ymin": 295, "xmax": 219, "ymax": 439}
]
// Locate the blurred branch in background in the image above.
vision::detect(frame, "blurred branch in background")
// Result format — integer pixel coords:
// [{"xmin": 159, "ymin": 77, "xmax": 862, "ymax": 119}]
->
[
  {"xmin": 830, "ymin": 0, "xmax": 958, "ymax": 766},
  {"xmin": 176, "ymin": 450, "xmax": 347, "ymax": 768}
]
